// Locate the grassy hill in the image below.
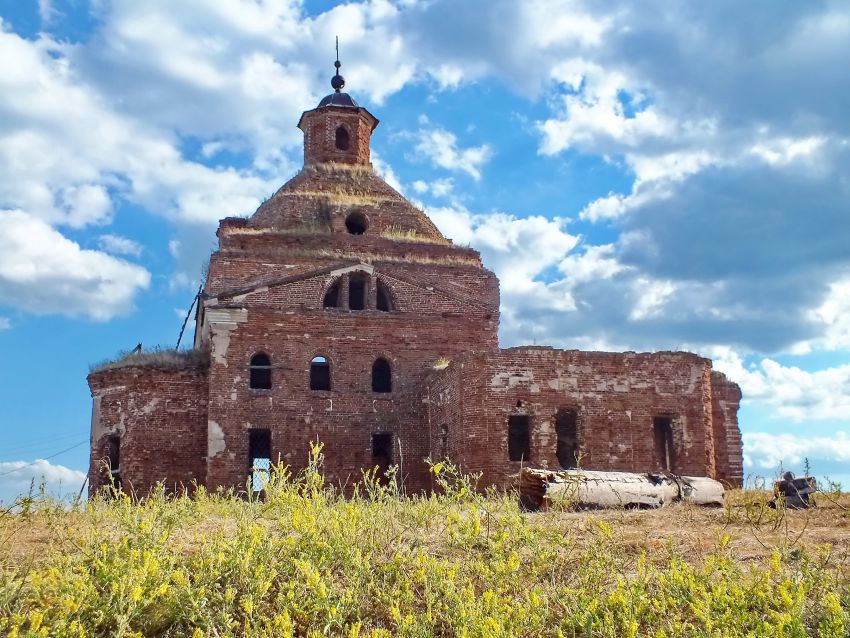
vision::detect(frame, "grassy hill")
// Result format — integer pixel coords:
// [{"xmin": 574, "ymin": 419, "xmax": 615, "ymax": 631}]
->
[{"xmin": 2, "ymin": 453, "xmax": 848, "ymax": 637}]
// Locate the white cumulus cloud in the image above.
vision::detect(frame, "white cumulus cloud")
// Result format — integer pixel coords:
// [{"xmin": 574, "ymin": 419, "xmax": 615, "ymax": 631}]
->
[
  {"xmin": 98, "ymin": 234, "xmax": 143, "ymax": 257},
  {"xmin": 0, "ymin": 459, "xmax": 87, "ymax": 504},
  {"xmin": 413, "ymin": 128, "xmax": 492, "ymax": 180},
  {"xmin": 743, "ymin": 431, "xmax": 850, "ymax": 474},
  {"xmin": 0, "ymin": 210, "xmax": 151, "ymax": 320},
  {"xmin": 711, "ymin": 347, "xmax": 850, "ymax": 422}
]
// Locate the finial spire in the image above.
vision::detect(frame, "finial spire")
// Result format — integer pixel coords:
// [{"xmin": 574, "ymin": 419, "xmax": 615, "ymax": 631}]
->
[{"xmin": 331, "ymin": 36, "xmax": 345, "ymax": 93}]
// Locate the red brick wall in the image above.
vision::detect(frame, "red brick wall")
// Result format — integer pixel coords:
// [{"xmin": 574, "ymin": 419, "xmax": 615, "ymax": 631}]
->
[
  {"xmin": 710, "ymin": 371, "xmax": 744, "ymax": 487},
  {"xmin": 299, "ymin": 106, "xmax": 376, "ymax": 166},
  {"xmin": 87, "ymin": 365, "xmax": 208, "ymax": 497},
  {"xmin": 203, "ymin": 273, "xmax": 499, "ymax": 492},
  {"xmin": 426, "ymin": 348, "xmax": 724, "ymax": 488},
  {"xmin": 200, "ymin": 219, "xmax": 500, "ymax": 493}
]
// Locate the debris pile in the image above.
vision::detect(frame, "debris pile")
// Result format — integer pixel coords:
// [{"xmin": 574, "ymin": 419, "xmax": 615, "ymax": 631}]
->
[{"xmin": 771, "ymin": 471, "xmax": 817, "ymax": 509}]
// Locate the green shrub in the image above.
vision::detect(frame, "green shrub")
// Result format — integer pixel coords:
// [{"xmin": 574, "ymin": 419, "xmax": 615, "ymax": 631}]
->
[{"xmin": 1, "ymin": 453, "xmax": 847, "ymax": 637}]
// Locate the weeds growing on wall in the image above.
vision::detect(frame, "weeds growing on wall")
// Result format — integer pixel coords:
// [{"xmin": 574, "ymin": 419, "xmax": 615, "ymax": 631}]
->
[{"xmin": 1, "ymin": 446, "xmax": 848, "ymax": 637}]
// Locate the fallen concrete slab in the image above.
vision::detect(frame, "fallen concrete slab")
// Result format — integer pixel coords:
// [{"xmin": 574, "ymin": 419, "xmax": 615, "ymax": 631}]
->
[{"xmin": 519, "ymin": 467, "xmax": 725, "ymax": 511}]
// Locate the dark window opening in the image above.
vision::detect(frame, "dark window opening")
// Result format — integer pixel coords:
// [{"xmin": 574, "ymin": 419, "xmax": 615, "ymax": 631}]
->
[
  {"xmin": 345, "ymin": 212, "xmax": 367, "ymax": 235},
  {"xmin": 439, "ymin": 424, "xmax": 449, "ymax": 458},
  {"xmin": 372, "ymin": 432, "xmax": 393, "ymax": 467},
  {"xmin": 555, "ymin": 408, "xmax": 579, "ymax": 469},
  {"xmin": 335, "ymin": 125, "xmax": 350, "ymax": 151},
  {"xmin": 249, "ymin": 352, "xmax": 272, "ymax": 390},
  {"xmin": 376, "ymin": 281, "xmax": 393, "ymax": 311},
  {"xmin": 372, "ymin": 357, "xmax": 392, "ymax": 393},
  {"xmin": 310, "ymin": 356, "xmax": 331, "ymax": 391},
  {"xmin": 249, "ymin": 429, "xmax": 272, "ymax": 493},
  {"xmin": 653, "ymin": 417, "xmax": 675, "ymax": 472},
  {"xmin": 107, "ymin": 435, "xmax": 121, "ymax": 489},
  {"xmin": 323, "ymin": 281, "xmax": 340, "ymax": 308},
  {"xmin": 349, "ymin": 273, "xmax": 367, "ymax": 310},
  {"xmin": 508, "ymin": 415, "xmax": 530, "ymax": 462}
]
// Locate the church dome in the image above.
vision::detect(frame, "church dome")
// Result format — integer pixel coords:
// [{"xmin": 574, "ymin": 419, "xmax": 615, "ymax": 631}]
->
[
  {"xmin": 246, "ymin": 45, "xmax": 448, "ymax": 243},
  {"xmin": 317, "ymin": 92, "xmax": 359, "ymax": 108}
]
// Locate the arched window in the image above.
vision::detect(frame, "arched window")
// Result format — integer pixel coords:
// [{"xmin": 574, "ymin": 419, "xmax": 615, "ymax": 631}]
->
[
  {"xmin": 376, "ymin": 280, "xmax": 393, "ymax": 311},
  {"xmin": 372, "ymin": 357, "xmax": 392, "ymax": 393},
  {"xmin": 310, "ymin": 356, "xmax": 331, "ymax": 391},
  {"xmin": 249, "ymin": 353, "xmax": 272, "ymax": 390},
  {"xmin": 335, "ymin": 125, "xmax": 350, "ymax": 151},
  {"xmin": 323, "ymin": 280, "xmax": 340, "ymax": 308}
]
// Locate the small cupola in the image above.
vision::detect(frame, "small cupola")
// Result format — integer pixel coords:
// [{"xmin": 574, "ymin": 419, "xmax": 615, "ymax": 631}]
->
[{"xmin": 297, "ymin": 43, "xmax": 379, "ymax": 167}]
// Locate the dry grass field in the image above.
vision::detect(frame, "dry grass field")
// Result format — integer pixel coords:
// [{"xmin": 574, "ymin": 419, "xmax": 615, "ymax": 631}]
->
[{"xmin": 1, "ymin": 453, "xmax": 848, "ymax": 637}]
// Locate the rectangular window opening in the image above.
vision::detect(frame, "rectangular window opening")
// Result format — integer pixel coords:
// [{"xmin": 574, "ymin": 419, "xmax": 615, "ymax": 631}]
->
[
  {"xmin": 250, "ymin": 367, "xmax": 271, "ymax": 390},
  {"xmin": 372, "ymin": 432, "xmax": 393, "ymax": 465},
  {"xmin": 653, "ymin": 417, "xmax": 675, "ymax": 472},
  {"xmin": 249, "ymin": 429, "xmax": 272, "ymax": 493},
  {"xmin": 439, "ymin": 424, "xmax": 449, "ymax": 459},
  {"xmin": 349, "ymin": 278, "xmax": 366, "ymax": 310},
  {"xmin": 508, "ymin": 415, "xmax": 530, "ymax": 462},
  {"xmin": 107, "ymin": 435, "xmax": 121, "ymax": 489},
  {"xmin": 555, "ymin": 409, "xmax": 578, "ymax": 469},
  {"xmin": 310, "ymin": 362, "xmax": 331, "ymax": 391}
]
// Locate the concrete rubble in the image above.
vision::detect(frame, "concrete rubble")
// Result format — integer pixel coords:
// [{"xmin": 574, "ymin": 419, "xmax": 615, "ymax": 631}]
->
[{"xmin": 519, "ymin": 467, "xmax": 725, "ymax": 511}]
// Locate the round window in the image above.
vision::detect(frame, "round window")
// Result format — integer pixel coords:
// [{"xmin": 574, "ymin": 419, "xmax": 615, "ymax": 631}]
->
[{"xmin": 345, "ymin": 211, "xmax": 367, "ymax": 235}]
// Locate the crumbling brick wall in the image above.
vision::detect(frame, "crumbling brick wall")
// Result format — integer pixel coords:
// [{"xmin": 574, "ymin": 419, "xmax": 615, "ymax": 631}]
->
[
  {"xmin": 426, "ymin": 348, "xmax": 731, "ymax": 489},
  {"xmin": 87, "ymin": 88, "xmax": 744, "ymax": 497},
  {"xmin": 710, "ymin": 371, "xmax": 744, "ymax": 487},
  {"xmin": 88, "ymin": 365, "xmax": 208, "ymax": 497},
  {"xmin": 201, "ymin": 227, "xmax": 500, "ymax": 493}
]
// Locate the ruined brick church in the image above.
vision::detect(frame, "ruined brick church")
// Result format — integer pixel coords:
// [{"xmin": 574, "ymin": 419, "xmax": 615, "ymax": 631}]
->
[{"xmin": 88, "ymin": 61, "xmax": 743, "ymax": 496}]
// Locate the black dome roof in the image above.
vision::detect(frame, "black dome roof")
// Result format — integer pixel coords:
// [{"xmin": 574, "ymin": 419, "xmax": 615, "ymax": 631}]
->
[{"xmin": 317, "ymin": 92, "xmax": 358, "ymax": 108}]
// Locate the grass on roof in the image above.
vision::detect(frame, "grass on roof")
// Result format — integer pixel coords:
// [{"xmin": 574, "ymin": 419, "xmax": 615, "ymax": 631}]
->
[
  {"xmin": 380, "ymin": 225, "xmax": 452, "ymax": 245},
  {"xmin": 90, "ymin": 347, "xmax": 209, "ymax": 374}
]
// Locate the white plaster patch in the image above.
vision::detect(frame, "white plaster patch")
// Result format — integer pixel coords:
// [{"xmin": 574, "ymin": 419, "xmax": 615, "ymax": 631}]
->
[
  {"xmin": 208, "ymin": 420, "xmax": 226, "ymax": 458},
  {"xmin": 613, "ymin": 379, "xmax": 630, "ymax": 392},
  {"xmin": 90, "ymin": 395, "xmax": 103, "ymax": 439},
  {"xmin": 211, "ymin": 327, "xmax": 233, "ymax": 365},
  {"xmin": 141, "ymin": 398, "xmax": 160, "ymax": 414},
  {"xmin": 491, "ymin": 369, "xmax": 534, "ymax": 388},
  {"xmin": 330, "ymin": 263, "xmax": 375, "ymax": 276},
  {"xmin": 231, "ymin": 286, "xmax": 268, "ymax": 303},
  {"xmin": 548, "ymin": 374, "xmax": 579, "ymax": 392},
  {"xmin": 206, "ymin": 307, "xmax": 249, "ymax": 365},
  {"xmin": 686, "ymin": 364, "xmax": 703, "ymax": 394}
]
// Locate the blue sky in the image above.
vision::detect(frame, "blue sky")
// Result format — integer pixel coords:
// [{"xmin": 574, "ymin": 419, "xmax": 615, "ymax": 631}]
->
[{"xmin": 1, "ymin": 0, "xmax": 849, "ymax": 502}]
